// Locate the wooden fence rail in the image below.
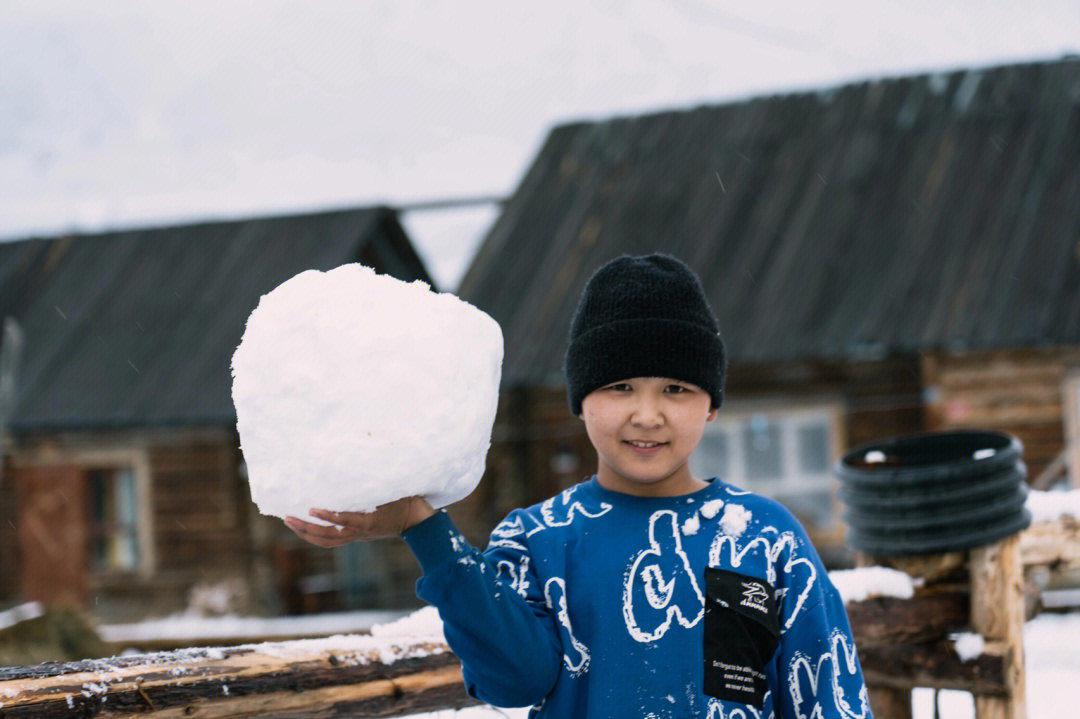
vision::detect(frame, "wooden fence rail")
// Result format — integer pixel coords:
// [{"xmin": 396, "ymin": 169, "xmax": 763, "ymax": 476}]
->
[{"xmin": 0, "ymin": 638, "xmax": 477, "ymax": 718}]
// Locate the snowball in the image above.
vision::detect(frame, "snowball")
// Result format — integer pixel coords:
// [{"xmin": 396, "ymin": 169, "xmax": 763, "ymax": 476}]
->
[
  {"xmin": 232, "ymin": 264, "xmax": 503, "ymax": 518},
  {"xmin": 829, "ymin": 566, "xmax": 915, "ymax": 604}
]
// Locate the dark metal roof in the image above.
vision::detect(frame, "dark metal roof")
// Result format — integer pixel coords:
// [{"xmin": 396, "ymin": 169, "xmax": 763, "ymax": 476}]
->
[
  {"xmin": 0, "ymin": 207, "xmax": 431, "ymax": 432},
  {"xmin": 458, "ymin": 58, "xmax": 1080, "ymax": 386}
]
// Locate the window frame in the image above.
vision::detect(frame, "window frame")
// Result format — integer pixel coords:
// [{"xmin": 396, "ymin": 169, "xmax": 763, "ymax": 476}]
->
[
  {"xmin": 691, "ymin": 398, "xmax": 845, "ymax": 497},
  {"xmin": 75, "ymin": 448, "xmax": 155, "ymax": 578}
]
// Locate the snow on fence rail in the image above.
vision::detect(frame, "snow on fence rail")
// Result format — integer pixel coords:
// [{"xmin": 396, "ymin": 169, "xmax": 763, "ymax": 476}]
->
[{"xmin": 0, "ymin": 633, "xmax": 477, "ymax": 718}]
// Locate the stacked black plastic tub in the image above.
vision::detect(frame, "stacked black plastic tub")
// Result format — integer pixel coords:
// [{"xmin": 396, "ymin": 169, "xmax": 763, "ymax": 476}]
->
[{"xmin": 835, "ymin": 430, "xmax": 1032, "ymax": 556}]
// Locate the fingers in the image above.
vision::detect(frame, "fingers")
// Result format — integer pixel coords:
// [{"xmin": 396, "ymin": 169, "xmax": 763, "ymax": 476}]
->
[
  {"xmin": 309, "ymin": 508, "xmax": 372, "ymax": 527},
  {"xmin": 283, "ymin": 498, "xmax": 428, "ymax": 547},
  {"xmin": 284, "ymin": 506, "xmax": 395, "ymax": 545},
  {"xmin": 284, "ymin": 516, "xmax": 354, "ymax": 547}
]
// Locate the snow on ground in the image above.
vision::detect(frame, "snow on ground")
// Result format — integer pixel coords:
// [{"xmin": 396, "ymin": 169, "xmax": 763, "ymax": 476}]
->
[
  {"xmin": 0, "ymin": 602, "xmax": 43, "ymax": 631},
  {"xmin": 99, "ymin": 608, "xmax": 408, "ymax": 644},
  {"xmin": 1026, "ymin": 487, "xmax": 1080, "ymax": 523}
]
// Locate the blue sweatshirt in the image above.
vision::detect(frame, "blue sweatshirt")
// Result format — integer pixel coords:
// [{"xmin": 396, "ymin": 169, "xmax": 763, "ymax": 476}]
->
[{"xmin": 403, "ymin": 477, "xmax": 872, "ymax": 719}]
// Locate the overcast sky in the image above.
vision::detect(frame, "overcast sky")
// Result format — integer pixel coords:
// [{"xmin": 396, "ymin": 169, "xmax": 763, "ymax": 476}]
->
[{"xmin": 2, "ymin": 1, "xmax": 1078, "ymax": 287}]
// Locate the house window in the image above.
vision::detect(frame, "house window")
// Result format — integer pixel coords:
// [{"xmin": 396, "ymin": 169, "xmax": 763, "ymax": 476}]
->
[
  {"xmin": 87, "ymin": 467, "xmax": 141, "ymax": 572},
  {"xmin": 689, "ymin": 403, "xmax": 842, "ymax": 528}
]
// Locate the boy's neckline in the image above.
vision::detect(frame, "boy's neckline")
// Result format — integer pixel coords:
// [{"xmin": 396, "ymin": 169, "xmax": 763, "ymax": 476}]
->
[{"xmin": 584, "ymin": 475, "xmax": 725, "ymax": 503}]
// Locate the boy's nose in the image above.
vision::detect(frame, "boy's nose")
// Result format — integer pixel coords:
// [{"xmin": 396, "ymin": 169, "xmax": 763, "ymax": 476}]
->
[{"xmin": 630, "ymin": 398, "xmax": 664, "ymax": 427}]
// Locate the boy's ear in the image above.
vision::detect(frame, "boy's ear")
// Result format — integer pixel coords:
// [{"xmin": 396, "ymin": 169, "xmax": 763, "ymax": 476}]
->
[{"xmin": 706, "ymin": 408, "xmax": 719, "ymax": 422}]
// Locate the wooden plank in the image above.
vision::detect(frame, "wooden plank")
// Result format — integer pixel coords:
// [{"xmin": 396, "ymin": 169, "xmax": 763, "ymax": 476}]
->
[
  {"xmin": 1020, "ymin": 517, "xmax": 1080, "ymax": 567},
  {"xmin": 1064, "ymin": 373, "xmax": 1080, "ymax": 488},
  {"xmin": 970, "ymin": 535, "xmax": 1027, "ymax": 719},
  {"xmin": 868, "ymin": 687, "xmax": 913, "ymax": 719},
  {"xmin": 858, "ymin": 639, "xmax": 1010, "ymax": 694},
  {"xmin": 846, "ymin": 589, "xmax": 969, "ymax": 647},
  {"xmin": 0, "ymin": 640, "xmax": 475, "ymax": 719}
]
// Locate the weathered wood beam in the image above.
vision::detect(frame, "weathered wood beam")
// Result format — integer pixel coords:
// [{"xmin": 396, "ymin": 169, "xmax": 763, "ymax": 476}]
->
[
  {"xmin": 858, "ymin": 639, "xmax": 1011, "ymax": 695},
  {"xmin": 0, "ymin": 639, "xmax": 477, "ymax": 718},
  {"xmin": 845, "ymin": 587, "xmax": 969, "ymax": 648},
  {"xmin": 970, "ymin": 536, "xmax": 1027, "ymax": 719},
  {"xmin": 1020, "ymin": 516, "xmax": 1080, "ymax": 568},
  {"xmin": 866, "ymin": 687, "xmax": 912, "ymax": 719}
]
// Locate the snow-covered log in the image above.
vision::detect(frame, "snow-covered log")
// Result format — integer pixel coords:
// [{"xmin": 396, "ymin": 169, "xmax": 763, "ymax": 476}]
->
[{"xmin": 0, "ymin": 637, "xmax": 475, "ymax": 718}]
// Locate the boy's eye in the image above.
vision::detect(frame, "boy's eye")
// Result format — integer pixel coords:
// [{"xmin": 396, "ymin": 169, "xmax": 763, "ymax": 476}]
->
[
  {"xmin": 605, "ymin": 383, "xmax": 633, "ymax": 392},
  {"xmin": 664, "ymin": 384, "xmax": 690, "ymax": 394}
]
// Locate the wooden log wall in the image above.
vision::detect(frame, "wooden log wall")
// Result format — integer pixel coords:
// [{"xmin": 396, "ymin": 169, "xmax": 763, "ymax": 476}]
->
[
  {"xmin": 7, "ymin": 429, "xmax": 271, "ymax": 620},
  {"xmin": 0, "ymin": 453, "xmax": 19, "ymax": 603},
  {"xmin": 728, "ymin": 355, "xmax": 926, "ymax": 450},
  {"xmin": 923, "ymin": 346, "xmax": 1080, "ymax": 483},
  {"xmin": 151, "ymin": 440, "xmax": 246, "ymax": 576}
]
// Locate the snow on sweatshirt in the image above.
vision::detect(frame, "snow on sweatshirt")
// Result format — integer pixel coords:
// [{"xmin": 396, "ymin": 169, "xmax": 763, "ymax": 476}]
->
[{"xmin": 403, "ymin": 477, "xmax": 872, "ymax": 719}]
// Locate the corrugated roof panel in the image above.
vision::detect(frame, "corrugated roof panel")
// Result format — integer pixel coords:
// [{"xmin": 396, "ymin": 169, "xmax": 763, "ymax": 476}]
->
[
  {"xmin": 459, "ymin": 58, "xmax": 1080, "ymax": 384},
  {"xmin": 3, "ymin": 207, "xmax": 429, "ymax": 431}
]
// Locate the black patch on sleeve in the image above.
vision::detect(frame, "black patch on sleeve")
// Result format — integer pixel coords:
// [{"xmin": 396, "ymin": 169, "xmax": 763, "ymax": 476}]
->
[{"xmin": 703, "ymin": 567, "xmax": 780, "ymax": 707}]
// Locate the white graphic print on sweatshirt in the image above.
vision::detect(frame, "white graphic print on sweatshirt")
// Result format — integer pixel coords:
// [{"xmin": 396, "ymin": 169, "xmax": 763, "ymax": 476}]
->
[
  {"xmin": 788, "ymin": 631, "xmax": 871, "ymax": 719},
  {"xmin": 544, "ymin": 577, "xmax": 590, "ymax": 674},
  {"xmin": 488, "ymin": 513, "xmax": 535, "ymax": 552},
  {"xmin": 623, "ymin": 510, "xmax": 705, "ymax": 642},
  {"xmin": 541, "ymin": 485, "xmax": 612, "ymax": 527},
  {"xmin": 494, "ymin": 553, "xmax": 532, "ymax": 599},
  {"xmin": 707, "ymin": 692, "xmax": 775, "ymax": 719},
  {"xmin": 708, "ymin": 525, "xmax": 817, "ymax": 632},
  {"xmin": 489, "ymin": 484, "xmax": 613, "ymax": 554}
]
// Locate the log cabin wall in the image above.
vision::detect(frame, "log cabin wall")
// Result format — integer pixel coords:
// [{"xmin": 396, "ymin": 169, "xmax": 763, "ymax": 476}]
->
[
  {"xmin": 0, "ymin": 453, "xmax": 18, "ymax": 603},
  {"xmin": 922, "ymin": 346, "xmax": 1080, "ymax": 483},
  {"xmin": 141, "ymin": 430, "xmax": 256, "ymax": 620},
  {"xmin": 727, "ymin": 354, "xmax": 926, "ymax": 450},
  {"xmin": 8, "ymin": 428, "xmax": 265, "ymax": 622}
]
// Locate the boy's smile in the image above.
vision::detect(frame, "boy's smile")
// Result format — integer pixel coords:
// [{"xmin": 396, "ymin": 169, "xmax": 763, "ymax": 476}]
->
[{"xmin": 580, "ymin": 376, "xmax": 718, "ymax": 497}]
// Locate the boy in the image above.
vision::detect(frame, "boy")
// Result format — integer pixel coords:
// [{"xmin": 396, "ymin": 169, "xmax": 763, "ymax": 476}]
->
[{"xmin": 286, "ymin": 254, "xmax": 872, "ymax": 719}]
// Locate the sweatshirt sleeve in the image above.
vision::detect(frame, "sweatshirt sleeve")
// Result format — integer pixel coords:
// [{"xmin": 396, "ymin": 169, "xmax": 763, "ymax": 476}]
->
[
  {"xmin": 771, "ymin": 521, "xmax": 874, "ymax": 719},
  {"xmin": 402, "ymin": 510, "xmax": 562, "ymax": 708}
]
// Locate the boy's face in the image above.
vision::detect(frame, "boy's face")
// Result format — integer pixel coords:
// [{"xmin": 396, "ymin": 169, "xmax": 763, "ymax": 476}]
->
[{"xmin": 579, "ymin": 376, "xmax": 718, "ymax": 497}]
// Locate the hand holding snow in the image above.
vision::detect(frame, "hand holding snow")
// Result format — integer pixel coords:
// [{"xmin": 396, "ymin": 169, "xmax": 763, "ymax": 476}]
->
[{"xmin": 232, "ymin": 264, "xmax": 503, "ymax": 518}]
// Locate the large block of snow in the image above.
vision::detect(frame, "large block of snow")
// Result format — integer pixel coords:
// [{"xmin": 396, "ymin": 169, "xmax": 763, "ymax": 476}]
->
[{"xmin": 232, "ymin": 264, "xmax": 502, "ymax": 519}]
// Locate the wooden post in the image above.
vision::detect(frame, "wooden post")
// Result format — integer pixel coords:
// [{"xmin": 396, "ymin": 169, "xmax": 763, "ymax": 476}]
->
[
  {"xmin": 867, "ymin": 687, "xmax": 913, "ymax": 719},
  {"xmin": 969, "ymin": 534, "xmax": 1027, "ymax": 719}
]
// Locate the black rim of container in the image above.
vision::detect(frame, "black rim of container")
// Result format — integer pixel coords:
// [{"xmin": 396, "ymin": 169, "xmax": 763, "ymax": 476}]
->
[{"xmin": 836, "ymin": 430, "xmax": 1031, "ymax": 556}]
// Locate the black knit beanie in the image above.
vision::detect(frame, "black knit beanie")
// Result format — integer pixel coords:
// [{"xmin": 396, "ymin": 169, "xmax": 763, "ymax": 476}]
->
[{"xmin": 564, "ymin": 254, "xmax": 726, "ymax": 415}]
